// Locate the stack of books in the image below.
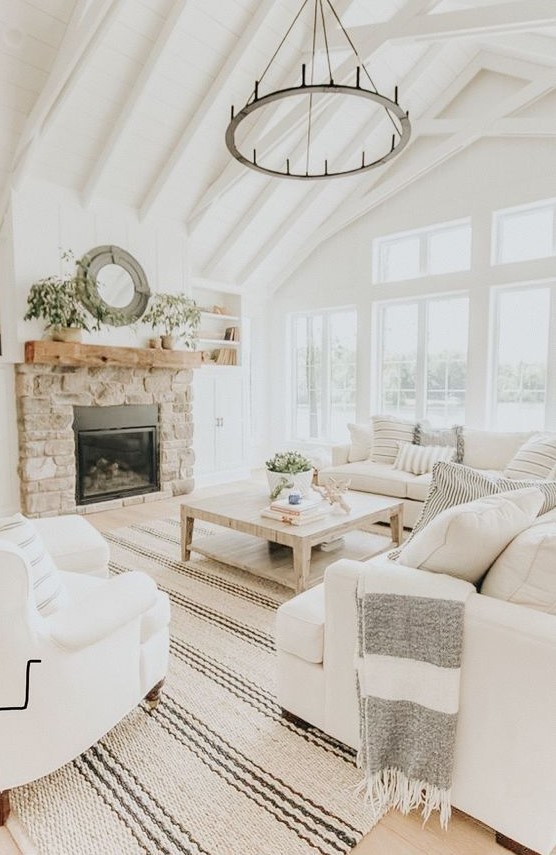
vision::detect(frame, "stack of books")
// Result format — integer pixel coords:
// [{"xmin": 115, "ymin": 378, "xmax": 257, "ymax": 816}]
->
[{"xmin": 261, "ymin": 495, "xmax": 328, "ymax": 525}]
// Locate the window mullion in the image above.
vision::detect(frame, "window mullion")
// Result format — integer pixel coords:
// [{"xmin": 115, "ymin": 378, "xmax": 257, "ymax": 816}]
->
[
  {"xmin": 321, "ymin": 314, "xmax": 330, "ymax": 438},
  {"xmin": 415, "ymin": 300, "xmax": 427, "ymax": 420}
]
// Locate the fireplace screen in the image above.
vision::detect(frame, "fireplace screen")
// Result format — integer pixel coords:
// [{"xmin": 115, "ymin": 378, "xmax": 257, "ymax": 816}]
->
[{"xmin": 74, "ymin": 405, "xmax": 159, "ymax": 505}]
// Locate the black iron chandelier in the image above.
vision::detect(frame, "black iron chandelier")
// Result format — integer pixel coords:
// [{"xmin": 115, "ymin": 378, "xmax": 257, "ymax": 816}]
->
[{"xmin": 225, "ymin": 0, "xmax": 411, "ymax": 180}]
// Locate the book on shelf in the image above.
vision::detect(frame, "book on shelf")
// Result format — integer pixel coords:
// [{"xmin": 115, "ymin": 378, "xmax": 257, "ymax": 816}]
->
[
  {"xmin": 224, "ymin": 326, "xmax": 239, "ymax": 341},
  {"xmin": 270, "ymin": 496, "xmax": 323, "ymax": 514},
  {"xmin": 260, "ymin": 507, "xmax": 329, "ymax": 525},
  {"xmin": 215, "ymin": 347, "xmax": 237, "ymax": 365}
]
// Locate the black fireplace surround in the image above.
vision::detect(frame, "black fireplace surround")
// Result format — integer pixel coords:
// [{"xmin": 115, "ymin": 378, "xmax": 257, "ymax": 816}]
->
[{"xmin": 73, "ymin": 405, "xmax": 159, "ymax": 505}]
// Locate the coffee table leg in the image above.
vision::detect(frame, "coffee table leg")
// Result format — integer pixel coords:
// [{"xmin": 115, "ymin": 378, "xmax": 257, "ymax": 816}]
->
[
  {"xmin": 293, "ymin": 540, "xmax": 312, "ymax": 593},
  {"xmin": 389, "ymin": 507, "xmax": 404, "ymax": 546},
  {"xmin": 181, "ymin": 514, "xmax": 194, "ymax": 561}
]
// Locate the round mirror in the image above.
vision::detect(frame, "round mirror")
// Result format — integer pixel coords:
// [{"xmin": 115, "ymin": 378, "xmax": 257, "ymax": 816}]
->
[{"xmin": 77, "ymin": 245, "xmax": 151, "ymax": 327}]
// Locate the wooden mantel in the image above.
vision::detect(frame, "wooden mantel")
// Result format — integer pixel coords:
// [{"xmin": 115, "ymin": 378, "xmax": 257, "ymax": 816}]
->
[{"xmin": 24, "ymin": 340, "xmax": 202, "ymax": 369}]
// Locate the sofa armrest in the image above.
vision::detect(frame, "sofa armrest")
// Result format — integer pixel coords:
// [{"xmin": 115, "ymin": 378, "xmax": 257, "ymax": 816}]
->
[
  {"xmin": 46, "ymin": 572, "xmax": 159, "ymax": 650},
  {"xmin": 330, "ymin": 444, "xmax": 350, "ymax": 466}
]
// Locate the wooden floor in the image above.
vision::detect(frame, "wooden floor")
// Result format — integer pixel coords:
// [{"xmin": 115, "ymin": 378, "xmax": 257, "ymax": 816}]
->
[{"xmin": 3, "ymin": 476, "xmax": 511, "ymax": 855}]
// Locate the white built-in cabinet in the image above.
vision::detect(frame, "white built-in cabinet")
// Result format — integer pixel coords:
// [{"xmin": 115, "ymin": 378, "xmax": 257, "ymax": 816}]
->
[{"xmin": 192, "ymin": 368, "xmax": 248, "ymax": 484}]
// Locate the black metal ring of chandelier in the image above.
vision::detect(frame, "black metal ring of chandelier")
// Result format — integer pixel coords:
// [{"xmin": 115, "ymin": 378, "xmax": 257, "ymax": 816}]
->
[{"xmin": 225, "ymin": 82, "xmax": 411, "ymax": 180}]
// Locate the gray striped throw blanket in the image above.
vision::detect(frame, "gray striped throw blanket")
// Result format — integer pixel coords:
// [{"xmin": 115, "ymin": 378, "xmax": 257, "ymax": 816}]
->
[{"xmin": 356, "ymin": 562, "xmax": 474, "ymax": 828}]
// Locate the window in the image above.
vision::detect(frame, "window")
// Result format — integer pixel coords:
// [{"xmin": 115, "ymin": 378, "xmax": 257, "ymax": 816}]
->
[
  {"xmin": 492, "ymin": 286, "xmax": 550, "ymax": 430},
  {"xmin": 374, "ymin": 220, "xmax": 471, "ymax": 283},
  {"xmin": 493, "ymin": 198, "xmax": 556, "ymax": 264},
  {"xmin": 290, "ymin": 308, "xmax": 357, "ymax": 441},
  {"xmin": 376, "ymin": 294, "xmax": 469, "ymax": 426}
]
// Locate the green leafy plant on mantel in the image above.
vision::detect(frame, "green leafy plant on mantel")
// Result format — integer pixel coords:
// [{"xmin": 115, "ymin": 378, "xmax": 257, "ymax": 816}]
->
[
  {"xmin": 265, "ymin": 451, "xmax": 313, "ymax": 473},
  {"xmin": 141, "ymin": 293, "xmax": 201, "ymax": 350},
  {"xmin": 24, "ymin": 250, "xmax": 108, "ymax": 341}
]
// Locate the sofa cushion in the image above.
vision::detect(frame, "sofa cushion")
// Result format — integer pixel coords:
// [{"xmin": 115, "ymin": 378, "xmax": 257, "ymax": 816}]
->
[
  {"xmin": 347, "ymin": 422, "xmax": 373, "ymax": 462},
  {"xmin": 275, "ymin": 585, "xmax": 324, "ymax": 664},
  {"xmin": 398, "ymin": 488, "xmax": 544, "ymax": 584},
  {"xmin": 503, "ymin": 434, "xmax": 556, "ymax": 481},
  {"xmin": 394, "ymin": 441, "xmax": 455, "ymax": 475},
  {"xmin": 406, "ymin": 473, "xmax": 432, "ymax": 502},
  {"xmin": 415, "ymin": 423, "xmax": 464, "ymax": 463},
  {"xmin": 481, "ymin": 519, "xmax": 556, "ymax": 614},
  {"xmin": 462, "ymin": 429, "xmax": 533, "ymax": 470},
  {"xmin": 320, "ymin": 462, "xmax": 417, "ymax": 498},
  {"xmin": 0, "ymin": 514, "xmax": 67, "ymax": 615},
  {"xmin": 392, "ymin": 461, "xmax": 556, "ymax": 559},
  {"xmin": 370, "ymin": 415, "xmax": 415, "ymax": 465}
]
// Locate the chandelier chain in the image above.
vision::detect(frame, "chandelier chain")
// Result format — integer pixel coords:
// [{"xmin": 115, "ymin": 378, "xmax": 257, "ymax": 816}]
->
[
  {"xmin": 305, "ymin": 0, "xmax": 320, "ymax": 174},
  {"xmin": 250, "ymin": 0, "xmax": 311, "ymax": 101},
  {"xmin": 319, "ymin": 0, "xmax": 334, "ymax": 84}
]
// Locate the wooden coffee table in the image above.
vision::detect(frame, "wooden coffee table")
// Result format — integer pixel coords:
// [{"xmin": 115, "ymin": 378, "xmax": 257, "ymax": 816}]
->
[{"xmin": 180, "ymin": 489, "xmax": 403, "ymax": 593}]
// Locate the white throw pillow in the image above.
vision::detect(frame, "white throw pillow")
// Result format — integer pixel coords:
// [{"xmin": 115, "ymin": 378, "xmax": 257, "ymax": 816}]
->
[
  {"xmin": 370, "ymin": 415, "xmax": 415, "ymax": 466},
  {"xmin": 0, "ymin": 513, "xmax": 67, "ymax": 615},
  {"xmin": 397, "ymin": 488, "xmax": 545, "ymax": 584},
  {"xmin": 481, "ymin": 519, "xmax": 556, "ymax": 614},
  {"xmin": 393, "ymin": 442, "xmax": 455, "ymax": 475},
  {"xmin": 347, "ymin": 422, "xmax": 373, "ymax": 463},
  {"xmin": 504, "ymin": 433, "xmax": 556, "ymax": 480}
]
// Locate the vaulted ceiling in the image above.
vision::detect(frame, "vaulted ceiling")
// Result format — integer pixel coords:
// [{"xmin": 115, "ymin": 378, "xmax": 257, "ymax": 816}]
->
[{"xmin": 2, "ymin": 0, "xmax": 556, "ymax": 293}]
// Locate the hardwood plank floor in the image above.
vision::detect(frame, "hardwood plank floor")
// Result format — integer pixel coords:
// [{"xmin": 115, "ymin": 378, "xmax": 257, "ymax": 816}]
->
[{"xmin": 2, "ymin": 477, "xmax": 528, "ymax": 854}]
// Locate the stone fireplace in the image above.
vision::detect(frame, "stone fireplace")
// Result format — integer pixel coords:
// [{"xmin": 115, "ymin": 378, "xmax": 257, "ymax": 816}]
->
[{"xmin": 15, "ymin": 343, "xmax": 199, "ymax": 517}]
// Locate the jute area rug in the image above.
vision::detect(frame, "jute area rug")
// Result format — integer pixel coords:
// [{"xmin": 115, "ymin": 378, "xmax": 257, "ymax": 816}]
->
[{"xmin": 12, "ymin": 517, "xmax": 386, "ymax": 855}]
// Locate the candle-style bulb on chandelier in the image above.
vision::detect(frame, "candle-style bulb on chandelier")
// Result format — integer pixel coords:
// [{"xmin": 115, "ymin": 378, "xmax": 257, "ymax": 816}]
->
[{"xmin": 225, "ymin": 0, "xmax": 411, "ymax": 180}]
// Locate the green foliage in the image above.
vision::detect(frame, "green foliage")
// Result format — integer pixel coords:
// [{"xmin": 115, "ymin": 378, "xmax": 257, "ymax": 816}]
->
[
  {"xmin": 265, "ymin": 451, "xmax": 312, "ymax": 473},
  {"xmin": 142, "ymin": 293, "xmax": 201, "ymax": 347},
  {"xmin": 24, "ymin": 276, "xmax": 93, "ymax": 331}
]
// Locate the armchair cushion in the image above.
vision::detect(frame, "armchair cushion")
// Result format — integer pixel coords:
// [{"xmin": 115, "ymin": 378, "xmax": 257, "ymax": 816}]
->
[
  {"xmin": 47, "ymin": 571, "xmax": 159, "ymax": 649},
  {"xmin": 33, "ymin": 515, "xmax": 110, "ymax": 578},
  {"xmin": 0, "ymin": 514, "xmax": 67, "ymax": 615},
  {"xmin": 275, "ymin": 584, "xmax": 324, "ymax": 663}
]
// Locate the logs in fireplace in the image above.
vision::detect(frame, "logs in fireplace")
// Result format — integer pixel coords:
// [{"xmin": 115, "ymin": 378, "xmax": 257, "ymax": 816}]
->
[{"xmin": 73, "ymin": 405, "xmax": 159, "ymax": 505}]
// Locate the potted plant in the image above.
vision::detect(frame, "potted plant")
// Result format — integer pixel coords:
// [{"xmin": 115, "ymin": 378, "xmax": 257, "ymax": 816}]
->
[
  {"xmin": 24, "ymin": 276, "xmax": 96, "ymax": 342},
  {"xmin": 141, "ymin": 293, "xmax": 201, "ymax": 350},
  {"xmin": 265, "ymin": 450, "xmax": 314, "ymax": 500}
]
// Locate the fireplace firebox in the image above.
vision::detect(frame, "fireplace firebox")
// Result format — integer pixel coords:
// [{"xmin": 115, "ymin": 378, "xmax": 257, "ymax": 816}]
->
[{"xmin": 74, "ymin": 405, "xmax": 159, "ymax": 505}]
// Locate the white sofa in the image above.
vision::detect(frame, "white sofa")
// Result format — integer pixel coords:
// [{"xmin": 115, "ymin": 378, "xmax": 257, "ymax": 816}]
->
[
  {"xmin": 276, "ymin": 554, "xmax": 556, "ymax": 855},
  {"xmin": 319, "ymin": 427, "xmax": 538, "ymax": 527}
]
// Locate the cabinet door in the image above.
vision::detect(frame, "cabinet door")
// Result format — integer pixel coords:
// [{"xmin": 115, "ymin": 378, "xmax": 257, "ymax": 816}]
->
[
  {"xmin": 192, "ymin": 376, "xmax": 216, "ymax": 475},
  {"xmin": 215, "ymin": 374, "xmax": 244, "ymax": 471}
]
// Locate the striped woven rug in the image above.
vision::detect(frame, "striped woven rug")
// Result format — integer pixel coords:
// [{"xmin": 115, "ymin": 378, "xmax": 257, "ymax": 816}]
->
[{"xmin": 12, "ymin": 517, "xmax": 382, "ymax": 855}]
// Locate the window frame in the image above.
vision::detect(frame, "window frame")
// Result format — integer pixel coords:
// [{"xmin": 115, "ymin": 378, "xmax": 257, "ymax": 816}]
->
[
  {"xmin": 372, "ymin": 290, "xmax": 470, "ymax": 425},
  {"xmin": 372, "ymin": 217, "xmax": 472, "ymax": 284},
  {"xmin": 288, "ymin": 305, "xmax": 357, "ymax": 443},
  {"xmin": 492, "ymin": 197, "xmax": 556, "ymax": 266}
]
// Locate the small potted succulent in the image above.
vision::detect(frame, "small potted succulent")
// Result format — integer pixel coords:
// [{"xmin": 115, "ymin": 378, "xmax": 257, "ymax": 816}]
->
[
  {"xmin": 265, "ymin": 450, "xmax": 314, "ymax": 500},
  {"xmin": 141, "ymin": 293, "xmax": 201, "ymax": 350}
]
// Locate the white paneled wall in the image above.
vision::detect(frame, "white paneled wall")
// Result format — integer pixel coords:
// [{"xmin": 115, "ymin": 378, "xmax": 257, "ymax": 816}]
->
[
  {"xmin": 0, "ymin": 366, "xmax": 20, "ymax": 514},
  {"xmin": 11, "ymin": 180, "xmax": 191, "ymax": 355}
]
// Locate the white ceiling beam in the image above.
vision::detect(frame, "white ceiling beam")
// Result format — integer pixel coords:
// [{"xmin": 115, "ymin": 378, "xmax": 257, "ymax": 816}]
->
[
  {"xmin": 350, "ymin": 1, "xmax": 556, "ymax": 47},
  {"xmin": 420, "ymin": 117, "xmax": 556, "ymax": 137},
  {"xmin": 81, "ymin": 0, "xmax": 194, "ymax": 206},
  {"xmin": 485, "ymin": 33, "xmax": 556, "ymax": 69},
  {"xmin": 10, "ymin": 0, "xmax": 125, "ymax": 190},
  {"xmin": 138, "ymin": 0, "xmax": 278, "ymax": 222},
  {"xmin": 265, "ymin": 69, "xmax": 556, "ymax": 293},
  {"xmin": 187, "ymin": 0, "xmax": 440, "ymax": 234}
]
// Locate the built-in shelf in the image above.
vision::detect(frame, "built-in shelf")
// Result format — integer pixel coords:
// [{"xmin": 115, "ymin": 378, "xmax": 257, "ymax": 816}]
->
[
  {"xmin": 24, "ymin": 340, "xmax": 202, "ymax": 369},
  {"xmin": 199, "ymin": 311, "xmax": 240, "ymax": 323},
  {"xmin": 197, "ymin": 338, "xmax": 240, "ymax": 347}
]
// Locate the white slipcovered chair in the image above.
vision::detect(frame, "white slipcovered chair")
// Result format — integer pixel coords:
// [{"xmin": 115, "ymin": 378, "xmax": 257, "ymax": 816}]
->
[{"xmin": 0, "ymin": 513, "xmax": 170, "ymax": 825}]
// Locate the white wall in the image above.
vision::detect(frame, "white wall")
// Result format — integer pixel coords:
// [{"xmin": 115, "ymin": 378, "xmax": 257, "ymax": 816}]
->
[{"xmin": 268, "ymin": 137, "xmax": 556, "ymax": 450}]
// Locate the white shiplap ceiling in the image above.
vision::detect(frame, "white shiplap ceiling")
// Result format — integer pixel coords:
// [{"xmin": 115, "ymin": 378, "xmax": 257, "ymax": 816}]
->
[{"xmin": 1, "ymin": 0, "xmax": 555, "ymax": 292}]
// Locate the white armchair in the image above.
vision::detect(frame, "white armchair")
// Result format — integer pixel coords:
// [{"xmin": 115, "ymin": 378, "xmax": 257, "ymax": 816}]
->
[{"xmin": 0, "ymin": 514, "xmax": 170, "ymax": 825}]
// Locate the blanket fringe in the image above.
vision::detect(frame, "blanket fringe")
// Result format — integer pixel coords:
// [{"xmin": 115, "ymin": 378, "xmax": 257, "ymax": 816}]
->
[{"xmin": 357, "ymin": 767, "xmax": 452, "ymax": 830}]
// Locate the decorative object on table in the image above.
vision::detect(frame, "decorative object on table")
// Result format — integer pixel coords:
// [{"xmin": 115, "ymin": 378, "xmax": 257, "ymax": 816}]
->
[
  {"xmin": 225, "ymin": 0, "xmax": 410, "ymax": 181},
  {"xmin": 356, "ymin": 564, "xmax": 474, "ymax": 829},
  {"xmin": 313, "ymin": 477, "xmax": 352, "ymax": 513},
  {"xmin": 265, "ymin": 450, "xmax": 314, "ymax": 500},
  {"xmin": 261, "ymin": 494, "xmax": 327, "ymax": 525},
  {"xmin": 76, "ymin": 245, "xmax": 151, "ymax": 327},
  {"xmin": 148, "ymin": 336, "xmax": 162, "ymax": 349},
  {"xmin": 141, "ymin": 292, "xmax": 201, "ymax": 350},
  {"xmin": 24, "ymin": 250, "xmax": 107, "ymax": 341},
  {"xmin": 288, "ymin": 491, "xmax": 302, "ymax": 505}
]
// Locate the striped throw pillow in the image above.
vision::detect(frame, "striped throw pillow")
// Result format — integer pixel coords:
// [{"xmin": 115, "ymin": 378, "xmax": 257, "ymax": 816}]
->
[
  {"xmin": 414, "ymin": 423, "xmax": 464, "ymax": 464},
  {"xmin": 504, "ymin": 434, "xmax": 556, "ymax": 480},
  {"xmin": 394, "ymin": 442, "xmax": 456, "ymax": 475},
  {"xmin": 0, "ymin": 514, "xmax": 66, "ymax": 615},
  {"xmin": 371, "ymin": 415, "xmax": 415, "ymax": 465},
  {"xmin": 391, "ymin": 461, "xmax": 556, "ymax": 560}
]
